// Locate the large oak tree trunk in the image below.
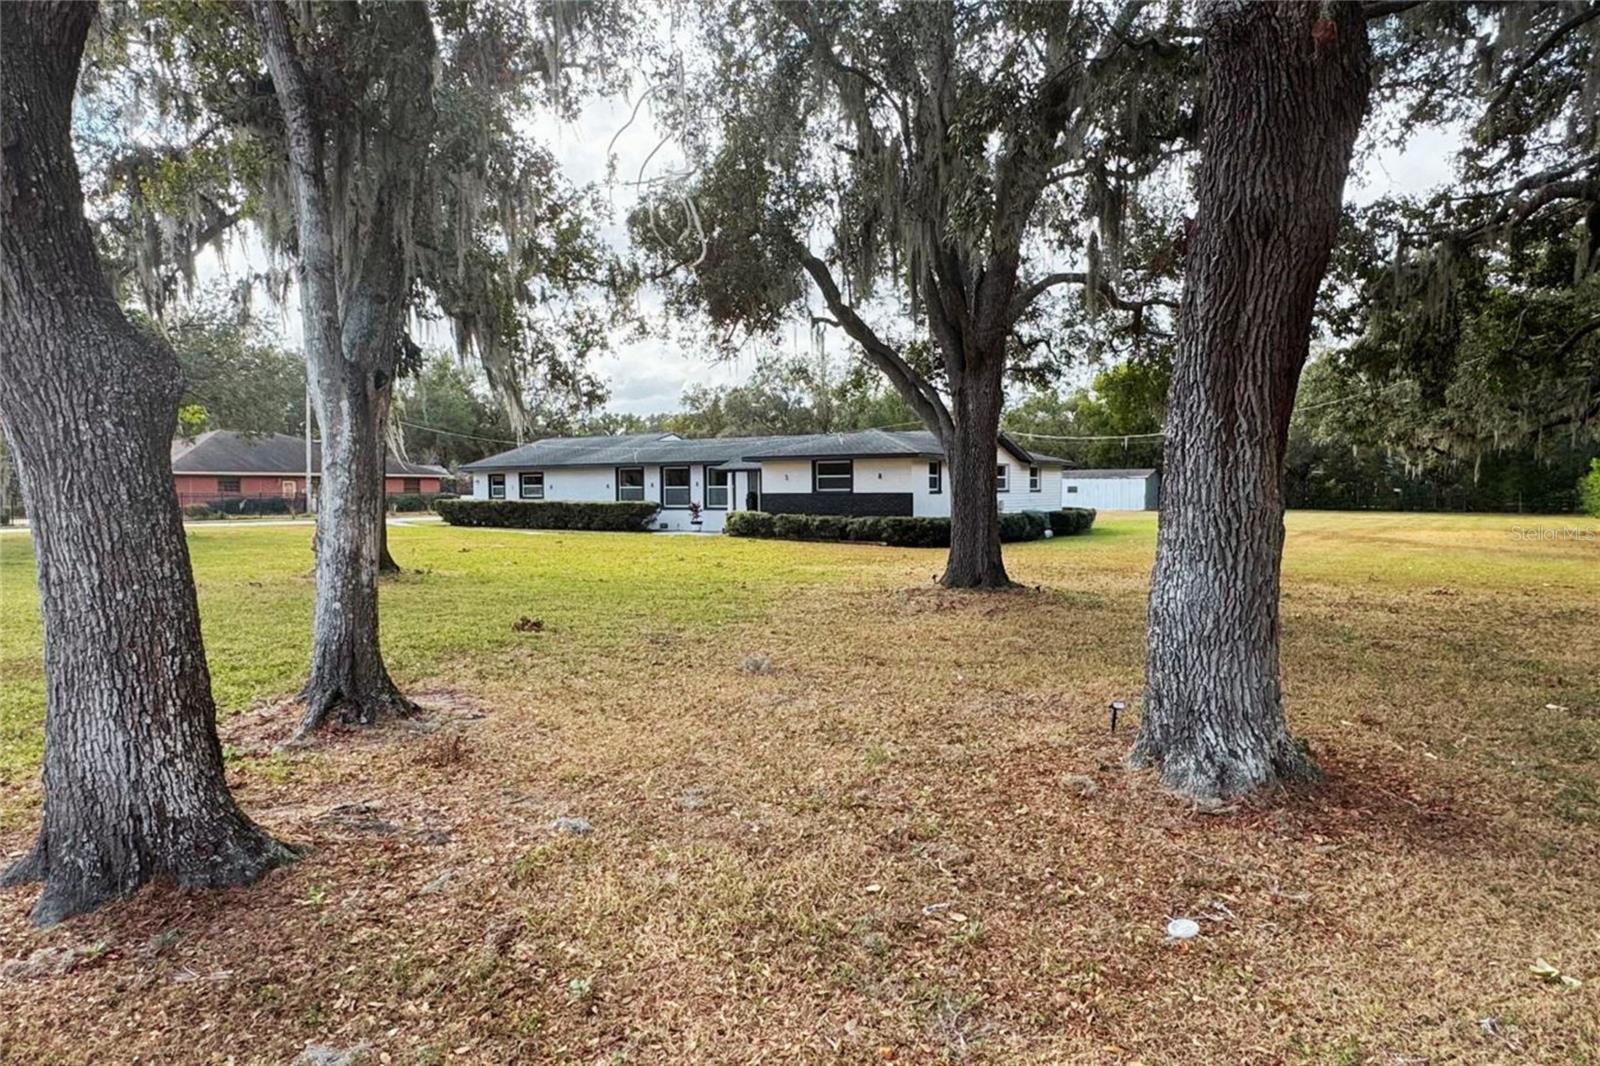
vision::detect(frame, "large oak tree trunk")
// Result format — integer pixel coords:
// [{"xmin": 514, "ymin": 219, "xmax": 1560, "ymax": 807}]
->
[
  {"xmin": 254, "ymin": 0, "xmax": 427, "ymax": 733},
  {"xmin": 941, "ymin": 355, "xmax": 1011, "ymax": 589},
  {"xmin": 0, "ymin": 1, "xmax": 293, "ymax": 926},
  {"xmin": 1132, "ymin": 1, "xmax": 1371, "ymax": 800},
  {"xmin": 302, "ymin": 366, "xmax": 410, "ymax": 729}
]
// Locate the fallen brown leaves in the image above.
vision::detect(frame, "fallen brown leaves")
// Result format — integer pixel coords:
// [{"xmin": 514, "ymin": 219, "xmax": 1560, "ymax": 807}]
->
[{"xmin": 2, "ymin": 516, "xmax": 1597, "ymax": 1063}]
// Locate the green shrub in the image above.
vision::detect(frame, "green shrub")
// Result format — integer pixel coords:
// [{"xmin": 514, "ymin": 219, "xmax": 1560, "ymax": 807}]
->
[
  {"xmin": 1048, "ymin": 507, "xmax": 1098, "ymax": 536},
  {"xmin": 877, "ymin": 516, "xmax": 950, "ymax": 547},
  {"xmin": 724, "ymin": 511, "xmax": 776, "ymax": 537},
  {"xmin": 1582, "ymin": 459, "xmax": 1600, "ymax": 518},
  {"xmin": 183, "ymin": 503, "xmax": 221, "ymax": 520},
  {"xmin": 770, "ymin": 513, "xmax": 814, "ymax": 540},
  {"xmin": 207, "ymin": 496, "xmax": 294, "ymax": 516},
  {"xmin": 435, "ymin": 499, "xmax": 660, "ymax": 531},
  {"xmin": 1000, "ymin": 510, "xmax": 1049, "ymax": 542},
  {"xmin": 725, "ymin": 510, "xmax": 1053, "ymax": 547},
  {"xmin": 388, "ymin": 491, "xmax": 457, "ymax": 513}
]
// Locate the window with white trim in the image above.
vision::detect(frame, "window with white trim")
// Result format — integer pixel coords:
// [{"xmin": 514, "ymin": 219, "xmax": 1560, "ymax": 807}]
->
[
  {"xmin": 995, "ymin": 464, "xmax": 1010, "ymax": 492},
  {"xmin": 706, "ymin": 468, "xmax": 730, "ymax": 509},
  {"xmin": 616, "ymin": 467, "xmax": 644, "ymax": 501},
  {"xmin": 662, "ymin": 465, "xmax": 691, "ymax": 507},
  {"xmin": 488, "ymin": 473, "xmax": 506, "ymax": 499},
  {"xmin": 928, "ymin": 461, "xmax": 942, "ymax": 494},
  {"xmin": 814, "ymin": 459, "xmax": 853, "ymax": 493},
  {"xmin": 1029, "ymin": 466, "xmax": 1041, "ymax": 492},
  {"xmin": 520, "ymin": 471, "xmax": 544, "ymax": 499}
]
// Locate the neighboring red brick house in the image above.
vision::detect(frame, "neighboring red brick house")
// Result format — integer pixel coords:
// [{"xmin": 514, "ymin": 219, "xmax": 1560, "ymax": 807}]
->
[{"xmin": 171, "ymin": 431, "xmax": 448, "ymax": 507}]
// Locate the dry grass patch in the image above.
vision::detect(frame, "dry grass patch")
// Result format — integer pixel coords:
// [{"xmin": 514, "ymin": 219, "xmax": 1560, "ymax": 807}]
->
[{"xmin": 1, "ymin": 512, "xmax": 1597, "ymax": 1063}]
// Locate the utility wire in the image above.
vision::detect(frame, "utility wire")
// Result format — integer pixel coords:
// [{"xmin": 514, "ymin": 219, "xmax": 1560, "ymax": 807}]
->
[{"xmin": 397, "ymin": 419, "xmax": 525, "ymax": 446}]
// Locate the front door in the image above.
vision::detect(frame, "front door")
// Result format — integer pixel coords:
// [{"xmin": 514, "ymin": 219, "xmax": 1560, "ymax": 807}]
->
[{"xmin": 747, "ymin": 470, "xmax": 761, "ymax": 511}]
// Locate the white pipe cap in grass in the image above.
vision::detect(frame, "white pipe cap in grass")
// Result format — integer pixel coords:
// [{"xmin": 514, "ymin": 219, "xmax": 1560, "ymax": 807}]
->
[{"xmin": 1166, "ymin": 917, "xmax": 1201, "ymax": 940}]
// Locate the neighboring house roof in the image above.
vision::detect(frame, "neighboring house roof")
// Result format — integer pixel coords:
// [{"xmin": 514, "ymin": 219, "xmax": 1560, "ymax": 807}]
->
[
  {"xmin": 460, "ymin": 429, "xmax": 1055, "ymax": 472},
  {"xmin": 1061, "ymin": 468, "xmax": 1158, "ymax": 479},
  {"xmin": 170, "ymin": 431, "xmax": 449, "ymax": 478}
]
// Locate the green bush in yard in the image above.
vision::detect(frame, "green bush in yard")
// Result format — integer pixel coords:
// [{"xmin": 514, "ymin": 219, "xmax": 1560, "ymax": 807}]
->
[
  {"xmin": 877, "ymin": 516, "xmax": 950, "ymax": 547},
  {"xmin": 435, "ymin": 499, "xmax": 660, "ymax": 531},
  {"xmin": 723, "ymin": 511, "xmax": 776, "ymax": 537},
  {"xmin": 1000, "ymin": 510, "xmax": 1048, "ymax": 542},
  {"xmin": 725, "ymin": 510, "xmax": 1061, "ymax": 546},
  {"xmin": 207, "ymin": 496, "xmax": 294, "ymax": 516},
  {"xmin": 388, "ymin": 491, "xmax": 458, "ymax": 513},
  {"xmin": 183, "ymin": 503, "xmax": 221, "ymax": 520},
  {"xmin": 1049, "ymin": 507, "xmax": 1097, "ymax": 536}
]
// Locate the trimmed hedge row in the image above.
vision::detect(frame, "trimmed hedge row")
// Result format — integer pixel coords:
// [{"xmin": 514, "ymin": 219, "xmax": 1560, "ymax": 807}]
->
[
  {"xmin": 195, "ymin": 496, "xmax": 298, "ymax": 517},
  {"xmin": 725, "ymin": 507, "xmax": 1095, "ymax": 547},
  {"xmin": 435, "ymin": 498, "xmax": 661, "ymax": 531},
  {"xmin": 388, "ymin": 491, "xmax": 458, "ymax": 513},
  {"xmin": 1050, "ymin": 507, "xmax": 1097, "ymax": 536}
]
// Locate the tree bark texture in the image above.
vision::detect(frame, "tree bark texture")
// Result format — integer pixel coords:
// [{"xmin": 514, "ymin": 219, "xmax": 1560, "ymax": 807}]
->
[
  {"xmin": 939, "ymin": 351, "xmax": 1010, "ymax": 589},
  {"xmin": 0, "ymin": 1, "xmax": 293, "ymax": 925},
  {"xmin": 375, "ymin": 383, "xmax": 400, "ymax": 576},
  {"xmin": 253, "ymin": 0, "xmax": 432, "ymax": 732},
  {"xmin": 1132, "ymin": 1, "xmax": 1371, "ymax": 799}
]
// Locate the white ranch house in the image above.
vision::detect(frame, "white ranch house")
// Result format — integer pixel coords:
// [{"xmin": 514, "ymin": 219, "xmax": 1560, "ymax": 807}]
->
[{"xmin": 461, "ymin": 429, "xmax": 1069, "ymax": 532}]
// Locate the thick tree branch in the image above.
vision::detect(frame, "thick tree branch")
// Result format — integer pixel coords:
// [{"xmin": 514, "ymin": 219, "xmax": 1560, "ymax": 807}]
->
[
  {"xmin": 1010, "ymin": 271, "xmax": 1180, "ymax": 320},
  {"xmin": 793, "ymin": 242, "xmax": 954, "ymax": 441},
  {"xmin": 1488, "ymin": 3, "xmax": 1600, "ymax": 113},
  {"xmin": 1551, "ymin": 314, "xmax": 1600, "ymax": 364}
]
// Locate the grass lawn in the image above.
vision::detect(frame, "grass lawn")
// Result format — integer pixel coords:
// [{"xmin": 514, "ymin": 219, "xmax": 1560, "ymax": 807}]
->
[{"xmin": 1, "ymin": 511, "xmax": 1597, "ymax": 1062}]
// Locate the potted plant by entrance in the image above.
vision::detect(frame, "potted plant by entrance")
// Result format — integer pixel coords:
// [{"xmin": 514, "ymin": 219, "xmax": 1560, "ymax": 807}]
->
[{"xmin": 688, "ymin": 501, "xmax": 704, "ymax": 528}]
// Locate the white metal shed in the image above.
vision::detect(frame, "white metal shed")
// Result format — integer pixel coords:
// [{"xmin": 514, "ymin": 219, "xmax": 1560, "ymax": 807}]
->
[{"xmin": 1060, "ymin": 468, "xmax": 1160, "ymax": 510}]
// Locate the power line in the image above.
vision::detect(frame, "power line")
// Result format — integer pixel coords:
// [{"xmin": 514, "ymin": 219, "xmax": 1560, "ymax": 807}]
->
[
  {"xmin": 397, "ymin": 419, "xmax": 524, "ymax": 446},
  {"xmin": 1007, "ymin": 429, "xmax": 1166, "ymax": 441}
]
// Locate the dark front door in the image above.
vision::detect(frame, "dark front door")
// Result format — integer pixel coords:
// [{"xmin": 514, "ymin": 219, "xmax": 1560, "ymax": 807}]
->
[{"xmin": 747, "ymin": 470, "xmax": 761, "ymax": 511}]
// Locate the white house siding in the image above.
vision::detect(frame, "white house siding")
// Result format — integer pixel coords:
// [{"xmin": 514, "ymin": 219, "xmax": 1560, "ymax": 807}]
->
[
  {"xmin": 763, "ymin": 452, "xmax": 1059, "ymax": 518},
  {"xmin": 470, "ymin": 463, "xmax": 741, "ymax": 531},
  {"xmin": 468, "ymin": 450, "xmax": 1065, "ymax": 530},
  {"xmin": 1060, "ymin": 473, "xmax": 1159, "ymax": 510}
]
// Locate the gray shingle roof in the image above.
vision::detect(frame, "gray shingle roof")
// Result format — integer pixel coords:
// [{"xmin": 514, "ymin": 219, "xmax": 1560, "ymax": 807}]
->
[
  {"xmin": 171, "ymin": 431, "xmax": 449, "ymax": 477},
  {"xmin": 460, "ymin": 429, "xmax": 1052, "ymax": 471},
  {"xmin": 1061, "ymin": 468, "xmax": 1158, "ymax": 479}
]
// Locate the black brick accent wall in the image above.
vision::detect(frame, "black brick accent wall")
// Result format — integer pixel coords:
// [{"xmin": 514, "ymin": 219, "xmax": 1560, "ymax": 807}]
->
[{"xmin": 761, "ymin": 492, "xmax": 913, "ymax": 517}]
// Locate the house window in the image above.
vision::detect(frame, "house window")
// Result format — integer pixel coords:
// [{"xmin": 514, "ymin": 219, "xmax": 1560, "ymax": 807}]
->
[
  {"xmin": 928, "ymin": 462, "xmax": 942, "ymax": 494},
  {"xmin": 218, "ymin": 477, "xmax": 241, "ymax": 494},
  {"xmin": 662, "ymin": 465, "xmax": 691, "ymax": 508},
  {"xmin": 1066, "ymin": 485, "xmax": 1079, "ymax": 494},
  {"xmin": 403, "ymin": 477, "xmax": 422, "ymax": 494},
  {"xmin": 995, "ymin": 464, "xmax": 1010, "ymax": 492},
  {"xmin": 616, "ymin": 467, "xmax": 644, "ymax": 501},
  {"xmin": 814, "ymin": 459, "xmax": 853, "ymax": 493},
  {"xmin": 489, "ymin": 474, "xmax": 506, "ymax": 499},
  {"xmin": 706, "ymin": 468, "xmax": 730, "ymax": 509},
  {"xmin": 519, "ymin": 471, "xmax": 544, "ymax": 499},
  {"xmin": 1029, "ymin": 466, "xmax": 1041, "ymax": 492}
]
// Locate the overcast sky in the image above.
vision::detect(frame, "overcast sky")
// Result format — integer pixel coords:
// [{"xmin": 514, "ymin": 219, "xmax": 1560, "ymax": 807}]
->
[
  {"xmin": 190, "ymin": 68, "xmax": 1468, "ymax": 419},
  {"xmin": 543, "ymin": 92, "xmax": 1466, "ymax": 415}
]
